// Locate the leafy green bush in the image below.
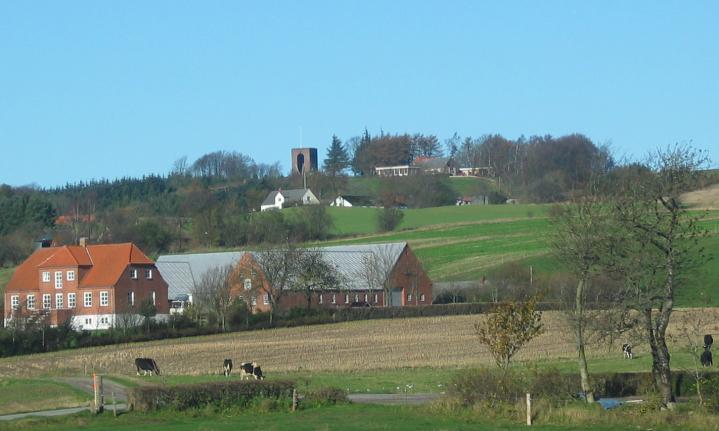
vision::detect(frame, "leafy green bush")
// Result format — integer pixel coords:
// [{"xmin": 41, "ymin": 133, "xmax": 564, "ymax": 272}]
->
[{"xmin": 127, "ymin": 380, "xmax": 295, "ymax": 411}]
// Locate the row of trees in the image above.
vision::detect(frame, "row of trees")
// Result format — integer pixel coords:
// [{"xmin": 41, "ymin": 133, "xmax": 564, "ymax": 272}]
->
[{"xmin": 552, "ymin": 144, "xmax": 708, "ymax": 408}]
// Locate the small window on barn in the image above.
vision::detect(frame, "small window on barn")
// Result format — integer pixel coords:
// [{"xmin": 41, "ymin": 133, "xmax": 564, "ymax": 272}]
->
[
  {"xmin": 364, "ymin": 293, "xmax": 368, "ymax": 303},
  {"xmin": 244, "ymin": 279, "xmax": 252, "ymax": 290},
  {"xmin": 420, "ymin": 294, "xmax": 425, "ymax": 302},
  {"xmin": 10, "ymin": 295, "xmax": 19, "ymax": 310},
  {"xmin": 27, "ymin": 294, "xmax": 35, "ymax": 310},
  {"xmin": 345, "ymin": 294, "xmax": 349, "ymax": 304},
  {"xmin": 67, "ymin": 271, "xmax": 75, "ymax": 281},
  {"xmin": 128, "ymin": 291, "xmax": 135, "ymax": 306},
  {"xmin": 319, "ymin": 294, "xmax": 323, "ymax": 304},
  {"xmin": 263, "ymin": 293, "xmax": 270, "ymax": 305},
  {"xmin": 354, "ymin": 294, "xmax": 359, "ymax": 302},
  {"xmin": 68, "ymin": 293, "xmax": 76, "ymax": 308},
  {"xmin": 100, "ymin": 291, "xmax": 109, "ymax": 307},
  {"xmin": 84, "ymin": 292, "xmax": 92, "ymax": 308},
  {"xmin": 407, "ymin": 294, "xmax": 412, "ymax": 303},
  {"xmin": 42, "ymin": 271, "xmax": 50, "ymax": 282},
  {"xmin": 152, "ymin": 291, "xmax": 156, "ymax": 306},
  {"xmin": 374, "ymin": 294, "xmax": 378, "ymax": 304},
  {"xmin": 331, "ymin": 294, "xmax": 336, "ymax": 304},
  {"xmin": 145, "ymin": 269, "xmax": 153, "ymax": 279},
  {"xmin": 129, "ymin": 269, "xmax": 138, "ymax": 279},
  {"xmin": 43, "ymin": 294, "xmax": 51, "ymax": 309},
  {"xmin": 55, "ymin": 271, "xmax": 63, "ymax": 289},
  {"xmin": 55, "ymin": 293, "xmax": 64, "ymax": 309}
]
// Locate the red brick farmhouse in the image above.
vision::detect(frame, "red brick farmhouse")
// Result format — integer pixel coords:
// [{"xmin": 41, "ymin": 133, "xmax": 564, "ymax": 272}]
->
[{"xmin": 4, "ymin": 242, "xmax": 169, "ymax": 330}]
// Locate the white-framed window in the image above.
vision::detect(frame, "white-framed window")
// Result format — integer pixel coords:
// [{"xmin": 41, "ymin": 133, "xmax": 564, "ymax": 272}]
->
[
  {"xmin": 55, "ymin": 293, "xmax": 64, "ymax": 309},
  {"xmin": 100, "ymin": 291, "xmax": 109, "ymax": 307},
  {"xmin": 84, "ymin": 317, "xmax": 92, "ymax": 326},
  {"xmin": 145, "ymin": 269, "xmax": 153, "ymax": 279},
  {"xmin": 319, "ymin": 294, "xmax": 323, "ymax": 304},
  {"xmin": 244, "ymin": 279, "xmax": 252, "ymax": 290},
  {"xmin": 364, "ymin": 294, "xmax": 368, "ymax": 302},
  {"xmin": 43, "ymin": 294, "xmax": 51, "ymax": 309},
  {"xmin": 10, "ymin": 295, "xmax": 19, "ymax": 310},
  {"xmin": 331, "ymin": 294, "xmax": 336, "ymax": 304},
  {"xmin": 420, "ymin": 294, "xmax": 425, "ymax": 302},
  {"xmin": 67, "ymin": 270, "xmax": 75, "ymax": 281},
  {"xmin": 55, "ymin": 271, "xmax": 63, "ymax": 289},
  {"xmin": 42, "ymin": 271, "xmax": 50, "ymax": 282},
  {"xmin": 100, "ymin": 316, "xmax": 109, "ymax": 325},
  {"xmin": 374, "ymin": 294, "xmax": 378, "ymax": 304},
  {"xmin": 128, "ymin": 290, "xmax": 135, "ymax": 306},
  {"xmin": 27, "ymin": 294, "xmax": 35, "ymax": 310},
  {"xmin": 84, "ymin": 292, "xmax": 92, "ymax": 307},
  {"xmin": 152, "ymin": 290, "xmax": 156, "ymax": 306},
  {"xmin": 354, "ymin": 294, "xmax": 359, "ymax": 302},
  {"xmin": 68, "ymin": 293, "xmax": 76, "ymax": 308},
  {"xmin": 129, "ymin": 269, "xmax": 138, "ymax": 279},
  {"xmin": 407, "ymin": 294, "xmax": 412, "ymax": 303},
  {"xmin": 251, "ymin": 296, "xmax": 257, "ymax": 306},
  {"xmin": 345, "ymin": 294, "xmax": 349, "ymax": 304},
  {"xmin": 263, "ymin": 293, "xmax": 270, "ymax": 305}
]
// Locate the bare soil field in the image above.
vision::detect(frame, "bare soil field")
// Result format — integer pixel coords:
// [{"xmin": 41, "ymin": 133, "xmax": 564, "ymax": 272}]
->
[
  {"xmin": 682, "ymin": 184, "xmax": 719, "ymax": 209},
  {"xmin": 1, "ymin": 310, "xmax": 718, "ymax": 378}
]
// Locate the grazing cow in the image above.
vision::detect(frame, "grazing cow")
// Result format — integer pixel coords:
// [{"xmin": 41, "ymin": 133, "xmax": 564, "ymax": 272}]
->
[
  {"xmin": 135, "ymin": 358, "xmax": 160, "ymax": 376},
  {"xmin": 705, "ymin": 334, "xmax": 714, "ymax": 350},
  {"xmin": 701, "ymin": 349, "xmax": 713, "ymax": 367},
  {"xmin": 622, "ymin": 343, "xmax": 633, "ymax": 359},
  {"xmin": 239, "ymin": 362, "xmax": 265, "ymax": 380},
  {"xmin": 223, "ymin": 359, "xmax": 233, "ymax": 376}
]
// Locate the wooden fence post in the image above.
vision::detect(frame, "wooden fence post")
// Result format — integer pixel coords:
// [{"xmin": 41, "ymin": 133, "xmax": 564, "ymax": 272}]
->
[
  {"xmin": 292, "ymin": 389, "xmax": 298, "ymax": 412},
  {"xmin": 93, "ymin": 373, "xmax": 104, "ymax": 414},
  {"xmin": 526, "ymin": 392, "xmax": 532, "ymax": 426},
  {"xmin": 112, "ymin": 391, "xmax": 117, "ymax": 417}
]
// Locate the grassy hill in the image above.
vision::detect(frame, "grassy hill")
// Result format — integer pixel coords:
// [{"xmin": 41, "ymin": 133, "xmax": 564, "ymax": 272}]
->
[{"xmin": 320, "ymin": 205, "xmax": 719, "ymax": 306}]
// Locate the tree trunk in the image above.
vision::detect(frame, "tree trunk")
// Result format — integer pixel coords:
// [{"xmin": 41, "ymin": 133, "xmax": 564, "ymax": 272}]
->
[{"xmin": 575, "ymin": 278, "xmax": 594, "ymax": 402}]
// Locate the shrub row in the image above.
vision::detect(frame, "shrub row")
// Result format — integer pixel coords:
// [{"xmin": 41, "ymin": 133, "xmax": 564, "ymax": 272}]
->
[
  {"xmin": 448, "ymin": 368, "xmax": 719, "ymax": 406},
  {"xmin": 127, "ymin": 380, "xmax": 295, "ymax": 411}
]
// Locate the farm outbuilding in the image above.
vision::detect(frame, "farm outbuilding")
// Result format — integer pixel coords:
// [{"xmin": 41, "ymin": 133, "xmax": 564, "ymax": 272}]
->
[{"xmin": 156, "ymin": 242, "xmax": 432, "ymax": 313}]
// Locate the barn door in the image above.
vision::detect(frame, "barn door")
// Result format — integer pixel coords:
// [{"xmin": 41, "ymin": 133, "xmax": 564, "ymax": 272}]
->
[{"xmin": 390, "ymin": 288, "xmax": 403, "ymax": 307}]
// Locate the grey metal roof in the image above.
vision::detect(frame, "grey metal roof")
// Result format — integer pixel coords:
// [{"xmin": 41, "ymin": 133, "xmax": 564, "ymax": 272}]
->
[
  {"xmin": 281, "ymin": 189, "xmax": 310, "ymax": 202},
  {"xmin": 156, "ymin": 251, "xmax": 246, "ymax": 299},
  {"xmin": 314, "ymin": 242, "xmax": 407, "ymax": 290},
  {"xmin": 416, "ymin": 157, "xmax": 453, "ymax": 170},
  {"xmin": 156, "ymin": 242, "xmax": 408, "ymax": 299},
  {"xmin": 261, "ymin": 191, "xmax": 280, "ymax": 206}
]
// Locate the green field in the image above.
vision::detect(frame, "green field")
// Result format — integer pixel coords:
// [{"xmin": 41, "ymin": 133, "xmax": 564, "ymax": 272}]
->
[
  {"xmin": 323, "ymin": 205, "xmax": 719, "ymax": 306},
  {"xmin": 0, "ymin": 378, "xmax": 88, "ymax": 415},
  {"xmin": 2, "ymin": 403, "xmax": 692, "ymax": 431}
]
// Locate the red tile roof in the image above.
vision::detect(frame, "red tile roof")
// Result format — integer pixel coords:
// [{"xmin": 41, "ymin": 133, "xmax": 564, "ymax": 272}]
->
[{"xmin": 6, "ymin": 243, "xmax": 155, "ymax": 291}]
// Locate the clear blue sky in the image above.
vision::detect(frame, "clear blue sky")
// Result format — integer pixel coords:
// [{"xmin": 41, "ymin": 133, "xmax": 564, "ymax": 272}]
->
[{"xmin": 1, "ymin": 1, "xmax": 717, "ymax": 187}]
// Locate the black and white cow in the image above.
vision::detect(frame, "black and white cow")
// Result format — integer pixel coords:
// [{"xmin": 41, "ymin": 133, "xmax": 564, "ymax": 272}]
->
[
  {"xmin": 223, "ymin": 359, "xmax": 233, "ymax": 376},
  {"xmin": 701, "ymin": 349, "xmax": 713, "ymax": 367},
  {"xmin": 239, "ymin": 362, "xmax": 265, "ymax": 380},
  {"xmin": 704, "ymin": 334, "xmax": 714, "ymax": 350},
  {"xmin": 622, "ymin": 343, "xmax": 633, "ymax": 359},
  {"xmin": 135, "ymin": 357, "xmax": 160, "ymax": 376}
]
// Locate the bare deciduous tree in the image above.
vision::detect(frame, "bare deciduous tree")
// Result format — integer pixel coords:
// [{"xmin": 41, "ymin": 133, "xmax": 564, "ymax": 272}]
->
[
  {"xmin": 191, "ymin": 264, "xmax": 234, "ymax": 331},
  {"xmin": 359, "ymin": 245, "xmax": 399, "ymax": 306},
  {"xmin": 252, "ymin": 243, "xmax": 305, "ymax": 325}
]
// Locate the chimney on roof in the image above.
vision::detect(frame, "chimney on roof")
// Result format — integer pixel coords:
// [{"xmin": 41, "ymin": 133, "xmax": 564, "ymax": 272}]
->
[{"xmin": 79, "ymin": 237, "xmax": 88, "ymax": 247}]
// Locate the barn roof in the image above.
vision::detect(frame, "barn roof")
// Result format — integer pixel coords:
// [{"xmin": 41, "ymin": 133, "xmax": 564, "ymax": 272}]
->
[
  {"xmin": 261, "ymin": 189, "xmax": 312, "ymax": 207},
  {"xmin": 7, "ymin": 243, "xmax": 155, "ymax": 291},
  {"xmin": 156, "ymin": 251, "xmax": 246, "ymax": 299},
  {"xmin": 414, "ymin": 157, "xmax": 453, "ymax": 170}
]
